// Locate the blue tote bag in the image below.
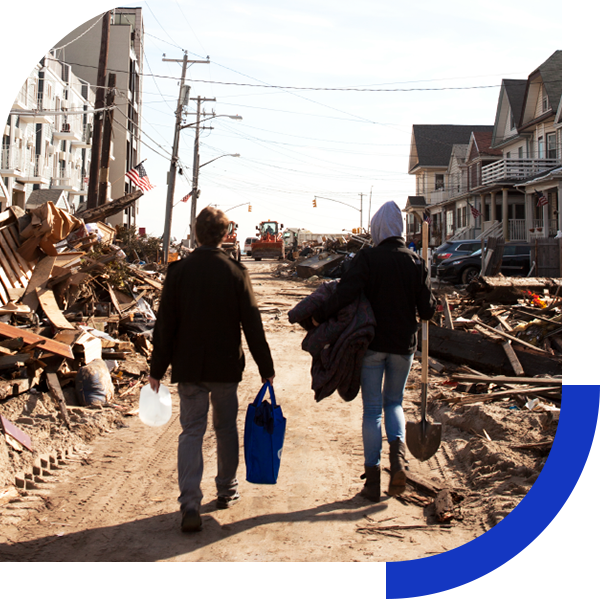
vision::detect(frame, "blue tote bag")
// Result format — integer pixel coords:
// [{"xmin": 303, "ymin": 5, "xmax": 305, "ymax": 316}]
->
[{"xmin": 244, "ymin": 381, "xmax": 286, "ymax": 484}]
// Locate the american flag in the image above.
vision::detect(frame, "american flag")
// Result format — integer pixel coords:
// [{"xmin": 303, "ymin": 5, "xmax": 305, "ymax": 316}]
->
[
  {"xmin": 125, "ymin": 161, "xmax": 155, "ymax": 192},
  {"xmin": 181, "ymin": 190, "xmax": 193, "ymax": 203},
  {"xmin": 423, "ymin": 211, "xmax": 431, "ymax": 225},
  {"xmin": 535, "ymin": 189, "xmax": 548, "ymax": 207},
  {"xmin": 468, "ymin": 202, "xmax": 481, "ymax": 218}
]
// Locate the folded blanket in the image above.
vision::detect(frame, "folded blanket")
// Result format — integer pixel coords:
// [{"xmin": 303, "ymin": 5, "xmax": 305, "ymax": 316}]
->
[{"xmin": 288, "ymin": 281, "xmax": 375, "ymax": 401}]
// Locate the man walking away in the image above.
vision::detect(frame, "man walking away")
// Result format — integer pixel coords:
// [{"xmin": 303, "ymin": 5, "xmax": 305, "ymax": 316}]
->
[{"xmin": 149, "ymin": 207, "xmax": 275, "ymax": 532}]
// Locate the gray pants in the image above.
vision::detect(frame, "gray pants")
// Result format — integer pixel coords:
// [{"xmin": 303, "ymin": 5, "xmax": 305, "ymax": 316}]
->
[{"xmin": 177, "ymin": 381, "xmax": 240, "ymax": 512}]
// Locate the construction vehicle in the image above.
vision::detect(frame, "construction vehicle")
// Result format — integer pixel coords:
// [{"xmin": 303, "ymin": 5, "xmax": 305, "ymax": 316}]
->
[
  {"xmin": 222, "ymin": 221, "xmax": 241, "ymax": 261},
  {"xmin": 251, "ymin": 221, "xmax": 285, "ymax": 260}
]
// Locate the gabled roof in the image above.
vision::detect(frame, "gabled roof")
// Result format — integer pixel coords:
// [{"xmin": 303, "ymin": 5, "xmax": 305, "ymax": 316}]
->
[
  {"xmin": 519, "ymin": 50, "xmax": 562, "ymax": 128},
  {"xmin": 405, "ymin": 196, "xmax": 427, "ymax": 207},
  {"xmin": 469, "ymin": 131, "xmax": 502, "ymax": 160},
  {"xmin": 26, "ymin": 189, "xmax": 70, "ymax": 210},
  {"xmin": 491, "ymin": 79, "xmax": 527, "ymax": 149},
  {"xmin": 408, "ymin": 125, "xmax": 494, "ymax": 173}
]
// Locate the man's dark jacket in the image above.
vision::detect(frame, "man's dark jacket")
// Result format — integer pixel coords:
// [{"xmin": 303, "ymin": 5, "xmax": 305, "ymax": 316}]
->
[
  {"xmin": 150, "ymin": 247, "xmax": 274, "ymax": 383},
  {"xmin": 312, "ymin": 237, "xmax": 436, "ymax": 355}
]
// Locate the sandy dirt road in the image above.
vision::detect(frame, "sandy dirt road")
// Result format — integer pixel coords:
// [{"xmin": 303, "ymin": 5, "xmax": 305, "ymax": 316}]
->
[{"xmin": 0, "ymin": 258, "xmax": 491, "ymax": 562}]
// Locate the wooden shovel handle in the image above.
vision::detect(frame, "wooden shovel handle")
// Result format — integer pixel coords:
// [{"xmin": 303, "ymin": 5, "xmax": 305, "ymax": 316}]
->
[{"xmin": 421, "ymin": 221, "xmax": 429, "ymax": 386}]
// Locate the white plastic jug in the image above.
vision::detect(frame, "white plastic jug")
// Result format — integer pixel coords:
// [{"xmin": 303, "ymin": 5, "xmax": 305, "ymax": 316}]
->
[{"xmin": 139, "ymin": 383, "xmax": 172, "ymax": 427}]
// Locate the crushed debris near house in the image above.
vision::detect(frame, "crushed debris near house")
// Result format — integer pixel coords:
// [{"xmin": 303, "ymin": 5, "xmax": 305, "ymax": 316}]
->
[
  {"xmin": 0, "ymin": 200, "xmax": 164, "ymax": 490},
  {"xmin": 270, "ymin": 242, "xmax": 561, "ymax": 530}
]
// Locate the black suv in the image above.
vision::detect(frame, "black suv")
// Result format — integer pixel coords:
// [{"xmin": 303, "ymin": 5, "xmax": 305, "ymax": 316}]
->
[
  {"xmin": 437, "ymin": 242, "xmax": 532, "ymax": 284},
  {"xmin": 431, "ymin": 240, "xmax": 482, "ymax": 277}
]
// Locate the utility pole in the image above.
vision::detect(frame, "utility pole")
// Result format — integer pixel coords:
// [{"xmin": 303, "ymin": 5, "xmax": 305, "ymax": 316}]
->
[
  {"xmin": 190, "ymin": 96, "xmax": 216, "ymax": 247},
  {"xmin": 359, "ymin": 193, "xmax": 364, "ymax": 232},
  {"xmin": 87, "ymin": 10, "xmax": 111, "ymax": 209},
  {"xmin": 162, "ymin": 51, "xmax": 209, "ymax": 263},
  {"xmin": 98, "ymin": 72, "xmax": 116, "ymax": 208}
]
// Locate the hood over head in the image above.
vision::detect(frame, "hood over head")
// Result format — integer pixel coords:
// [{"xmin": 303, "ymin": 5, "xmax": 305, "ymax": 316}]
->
[{"xmin": 370, "ymin": 201, "xmax": 404, "ymax": 246}]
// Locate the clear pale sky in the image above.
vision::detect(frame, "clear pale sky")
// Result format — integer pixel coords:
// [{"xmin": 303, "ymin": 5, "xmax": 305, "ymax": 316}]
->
[{"xmin": 3, "ymin": 0, "xmax": 564, "ymax": 246}]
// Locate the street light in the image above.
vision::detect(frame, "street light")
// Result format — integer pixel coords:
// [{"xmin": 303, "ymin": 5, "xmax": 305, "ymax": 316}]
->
[
  {"xmin": 179, "ymin": 114, "xmax": 243, "ymax": 130},
  {"xmin": 189, "ymin": 153, "xmax": 241, "ymax": 247},
  {"xmin": 163, "ymin": 111, "xmax": 242, "ymax": 262}
]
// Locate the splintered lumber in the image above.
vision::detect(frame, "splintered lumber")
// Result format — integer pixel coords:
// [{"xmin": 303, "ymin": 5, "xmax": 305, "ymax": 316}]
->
[
  {"xmin": 426, "ymin": 324, "xmax": 561, "ymax": 377},
  {"xmin": 36, "ymin": 287, "xmax": 76, "ymax": 330},
  {"xmin": 434, "ymin": 489, "xmax": 455, "ymax": 522},
  {"xmin": 126, "ymin": 266, "xmax": 163, "ymax": 291},
  {"xmin": 76, "ymin": 190, "xmax": 143, "ymax": 223},
  {"xmin": 468, "ymin": 276, "xmax": 561, "ymax": 304},
  {"xmin": 450, "ymin": 374, "xmax": 561, "ymax": 386},
  {"xmin": 22, "ymin": 256, "xmax": 56, "ymax": 313},
  {"xmin": 405, "ymin": 471, "xmax": 442, "ymax": 496},
  {"xmin": 0, "ymin": 322, "xmax": 73, "ymax": 359},
  {"xmin": 46, "ymin": 372, "xmax": 71, "ymax": 430},
  {"xmin": 473, "ymin": 315, "xmax": 552, "ymax": 355},
  {"xmin": 454, "ymin": 386, "xmax": 562, "ymax": 405},
  {"xmin": 495, "ymin": 323, "xmax": 524, "ymax": 376},
  {"xmin": 0, "ymin": 415, "xmax": 33, "ymax": 451},
  {"xmin": 442, "ymin": 295, "xmax": 454, "ymax": 330}
]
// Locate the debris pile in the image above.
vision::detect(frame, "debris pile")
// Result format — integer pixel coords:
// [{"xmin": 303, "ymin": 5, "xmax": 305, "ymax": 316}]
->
[
  {"xmin": 394, "ymin": 277, "xmax": 562, "ymax": 529},
  {"xmin": 278, "ymin": 245, "xmax": 562, "ymax": 531},
  {"xmin": 277, "ymin": 231, "xmax": 373, "ymax": 281},
  {"xmin": 0, "ymin": 199, "xmax": 163, "ymax": 488}
]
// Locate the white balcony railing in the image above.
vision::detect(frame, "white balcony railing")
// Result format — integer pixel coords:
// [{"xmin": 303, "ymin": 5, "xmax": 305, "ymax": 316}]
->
[
  {"xmin": 429, "ymin": 189, "xmax": 448, "ymax": 204},
  {"xmin": 20, "ymin": 155, "xmax": 50, "ymax": 181},
  {"xmin": 1, "ymin": 145, "xmax": 22, "ymax": 172},
  {"xmin": 481, "ymin": 159, "xmax": 560, "ymax": 186},
  {"xmin": 52, "ymin": 165, "xmax": 76, "ymax": 189}
]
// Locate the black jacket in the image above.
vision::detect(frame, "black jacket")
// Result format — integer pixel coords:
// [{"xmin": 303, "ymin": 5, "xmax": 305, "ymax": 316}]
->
[
  {"xmin": 150, "ymin": 247, "xmax": 274, "ymax": 383},
  {"xmin": 312, "ymin": 237, "xmax": 436, "ymax": 355}
]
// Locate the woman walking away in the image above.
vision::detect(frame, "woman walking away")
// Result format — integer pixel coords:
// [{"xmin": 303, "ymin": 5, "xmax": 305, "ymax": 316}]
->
[{"xmin": 311, "ymin": 201, "xmax": 436, "ymax": 502}]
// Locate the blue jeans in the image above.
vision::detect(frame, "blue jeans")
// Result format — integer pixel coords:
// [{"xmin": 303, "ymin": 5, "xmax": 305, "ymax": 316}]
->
[{"xmin": 360, "ymin": 350, "xmax": 414, "ymax": 468}]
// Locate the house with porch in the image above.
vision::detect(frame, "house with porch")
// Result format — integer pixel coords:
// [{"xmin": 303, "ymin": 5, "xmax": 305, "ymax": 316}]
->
[
  {"xmin": 404, "ymin": 124, "xmax": 494, "ymax": 248},
  {"xmin": 481, "ymin": 50, "xmax": 562, "ymax": 241},
  {"xmin": 404, "ymin": 50, "xmax": 561, "ymax": 248}
]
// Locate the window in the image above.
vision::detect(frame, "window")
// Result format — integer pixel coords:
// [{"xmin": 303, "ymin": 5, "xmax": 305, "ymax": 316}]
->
[
  {"xmin": 538, "ymin": 137, "xmax": 544, "ymax": 159},
  {"xmin": 542, "ymin": 95, "xmax": 548, "ymax": 112},
  {"xmin": 506, "ymin": 151, "xmax": 511, "ymax": 159},
  {"xmin": 518, "ymin": 146, "xmax": 523, "ymax": 159},
  {"xmin": 546, "ymin": 133, "xmax": 557, "ymax": 159},
  {"xmin": 435, "ymin": 174, "xmax": 444, "ymax": 190}
]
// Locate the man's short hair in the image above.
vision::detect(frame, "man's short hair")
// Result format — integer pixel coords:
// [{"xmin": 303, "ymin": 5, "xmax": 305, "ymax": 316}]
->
[{"xmin": 195, "ymin": 206, "xmax": 229, "ymax": 246}]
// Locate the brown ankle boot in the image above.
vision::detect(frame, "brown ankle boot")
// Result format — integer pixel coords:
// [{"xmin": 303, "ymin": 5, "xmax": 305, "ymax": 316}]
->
[
  {"xmin": 360, "ymin": 465, "xmax": 381, "ymax": 502},
  {"xmin": 388, "ymin": 439, "xmax": 408, "ymax": 496}
]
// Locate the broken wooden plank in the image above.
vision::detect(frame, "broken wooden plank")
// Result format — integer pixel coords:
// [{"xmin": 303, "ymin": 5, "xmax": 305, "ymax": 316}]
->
[
  {"xmin": 0, "ymin": 353, "xmax": 32, "ymax": 370},
  {"xmin": 0, "ymin": 322, "xmax": 73, "ymax": 359},
  {"xmin": 76, "ymin": 190, "xmax": 143, "ymax": 223},
  {"xmin": 442, "ymin": 295, "xmax": 454, "ymax": 330},
  {"xmin": 495, "ymin": 323, "xmax": 524, "ymax": 376},
  {"xmin": 434, "ymin": 489, "xmax": 455, "ymax": 522},
  {"xmin": 0, "ymin": 231, "xmax": 28, "ymax": 288},
  {"xmin": 21, "ymin": 255, "xmax": 56, "ymax": 312},
  {"xmin": 450, "ymin": 374, "xmax": 561, "ymax": 386},
  {"xmin": 0, "ymin": 415, "xmax": 33, "ymax": 451},
  {"xmin": 455, "ymin": 386, "xmax": 562, "ymax": 405},
  {"xmin": 106, "ymin": 283, "xmax": 123, "ymax": 317},
  {"xmin": 36, "ymin": 287, "xmax": 76, "ymax": 330},
  {"xmin": 46, "ymin": 372, "xmax": 71, "ymax": 431},
  {"xmin": 468, "ymin": 276, "xmax": 561, "ymax": 304},
  {"xmin": 1, "ymin": 227, "xmax": 32, "ymax": 282},
  {"xmin": 472, "ymin": 315, "xmax": 553, "ymax": 355},
  {"xmin": 427, "ymin": 324, "xmax": 561, "ymax": 377}
]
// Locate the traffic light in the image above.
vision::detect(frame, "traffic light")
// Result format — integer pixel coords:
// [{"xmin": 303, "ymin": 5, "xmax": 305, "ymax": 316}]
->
[
  {"xmin": 312, "ymin": 198, "xmax": 317, "ymax": 208},
  {"xmin": 248, "ymin": 204, "xmax": 252, "ymax": 212}
]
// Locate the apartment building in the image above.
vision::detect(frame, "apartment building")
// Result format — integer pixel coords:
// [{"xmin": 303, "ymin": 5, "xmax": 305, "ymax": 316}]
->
[
  {"xmin": 1, "ymin": 53, "xmax": 95, "ymax": 212},
  {"xmin": 54, "ymin": 7, "xmax": 144, "ymax": 227}
]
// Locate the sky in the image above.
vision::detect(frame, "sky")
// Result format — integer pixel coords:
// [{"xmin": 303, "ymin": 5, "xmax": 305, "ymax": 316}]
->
[{"xmin": 4, "ymin": 0, "xmax": 565, "ymax": 247}]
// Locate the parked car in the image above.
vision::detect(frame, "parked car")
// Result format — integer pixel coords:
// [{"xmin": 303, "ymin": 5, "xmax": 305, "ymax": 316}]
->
[
  {"xmin": 431, "ymin": 240, "xmax": 482, "ymax": 277},
  {"xmin": 243, "ymin": 237, "xmax": 259, "ymax": 256},
  {"xmin": 437, "ymin": 242, "xmax": 532, "ymax": 285}
]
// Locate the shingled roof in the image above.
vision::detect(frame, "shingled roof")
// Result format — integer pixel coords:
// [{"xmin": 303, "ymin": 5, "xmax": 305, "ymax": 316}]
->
[
  {"xmin": 503, "ymin": 79, "xmax": 527, "ymax": 123},
  {"xmin": 409, "ymin": 125, "xmax": 494, "ymax": 173},
  {"xmin": 534, "ymin": 50, "xmax": 562, "ymax": 114}
]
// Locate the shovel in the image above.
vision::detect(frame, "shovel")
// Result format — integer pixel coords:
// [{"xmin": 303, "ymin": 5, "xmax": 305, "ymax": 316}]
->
[{"xmin": 406, "ymin": 222, "xmax": 442, "ymax": 461}]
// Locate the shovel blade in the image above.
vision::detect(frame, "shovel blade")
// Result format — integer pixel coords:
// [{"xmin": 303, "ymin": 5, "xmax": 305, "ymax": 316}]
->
[{"xmin": 406, "ymin": 419, "xmax": 443, "ymax": 462}]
